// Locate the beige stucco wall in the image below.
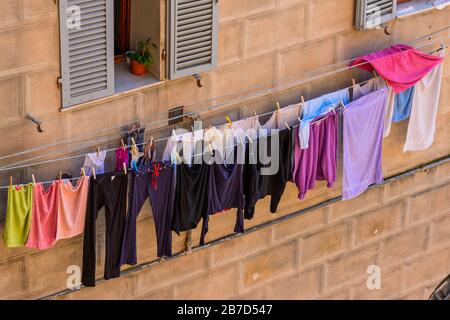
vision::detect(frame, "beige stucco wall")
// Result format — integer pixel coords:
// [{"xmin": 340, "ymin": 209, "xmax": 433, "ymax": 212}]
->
[{"xmin": 0, "ymin": 0, "xmax": 448, "ymax": 299}]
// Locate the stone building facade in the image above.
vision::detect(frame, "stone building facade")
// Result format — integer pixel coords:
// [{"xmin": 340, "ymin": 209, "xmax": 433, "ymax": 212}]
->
[{"xmin": 0, "ymin": 0, "xmax": 448, "ymax": 299}]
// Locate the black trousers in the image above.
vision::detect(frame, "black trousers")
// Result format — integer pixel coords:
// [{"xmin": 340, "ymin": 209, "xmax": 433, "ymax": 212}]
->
[{"xmin": 81, "ymin": 172, "xmax": 128, "ymax": 287}]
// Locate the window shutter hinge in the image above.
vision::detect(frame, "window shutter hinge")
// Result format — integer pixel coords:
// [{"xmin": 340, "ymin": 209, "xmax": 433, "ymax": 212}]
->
[{"xmin": 57, "ymin": 77, "xmax": 63, "ymax": 88}]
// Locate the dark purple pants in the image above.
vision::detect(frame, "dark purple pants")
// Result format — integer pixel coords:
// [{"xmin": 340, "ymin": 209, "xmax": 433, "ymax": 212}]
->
[{"xmin": 120, "ymin": 164, "xmax": 174, "ymax": 266}]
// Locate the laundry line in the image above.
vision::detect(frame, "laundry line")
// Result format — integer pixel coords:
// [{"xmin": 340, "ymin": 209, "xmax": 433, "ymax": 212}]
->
[
  {"xmin": 1, "ymin": 41, "xmax": 449, "ymax": 174},
  {"xmin": 2, "ymin": 37, "xmax": 448, "ymax": 173},
  {"xmin": 0, "ymin": 28, "xmax": 448, "ymax": 163},
  {"xmin": 0, "ymin": 75, "xmax": 379, "ymax": 177}
]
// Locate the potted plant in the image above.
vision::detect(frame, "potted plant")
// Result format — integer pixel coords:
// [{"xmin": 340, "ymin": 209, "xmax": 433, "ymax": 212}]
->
[{"xmin": 126, "ymin": 38, "xmax": 157, "ymax": 76}]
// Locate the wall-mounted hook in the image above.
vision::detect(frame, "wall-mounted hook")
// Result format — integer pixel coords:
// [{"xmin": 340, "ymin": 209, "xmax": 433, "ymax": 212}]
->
[
  {"xmin": 193, "ymin": 74, "xmax": 203, "ymax": 88},
  {"xmin": 25, "ymin": 113, "xmax": 44, "ymax": 133},
  {"xmin": 380, "ymin": 24, "xmax": 391, "ymax": 35}
]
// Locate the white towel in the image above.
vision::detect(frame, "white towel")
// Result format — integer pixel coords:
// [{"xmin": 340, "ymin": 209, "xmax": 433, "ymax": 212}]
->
[{"xmin": 403, "ymin": 50, "xmax": 445, "ymax": 152}]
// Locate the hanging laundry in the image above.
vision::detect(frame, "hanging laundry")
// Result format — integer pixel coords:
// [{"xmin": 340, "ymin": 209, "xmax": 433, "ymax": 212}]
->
[
  {"xmin": 343, "ymin": 88, "xmax": 387, "ymax": 200},
  {"xmin": 130, "ymin": 146, "xmax": 143, "ymax": 171},
  {"xmin": 26, "ymin": 182, "xmax": 59, "ymax": 250},
  {"xmin": 56, "ymin": 176, "xmax": 89, "ymax": 240},
  {"xmin": 263, "ymin": 103, "xmax": 302, "ymax": 130},
  {"xmin": 3, "ymin": 184, "xmax": 33, "ymax": 247},
  {"xmin": 82, "ymin": 151, "xmax": 107, "ymax": 176},
  {"xmin": 292, "ymin": 111, "xmax": 337, "ymax": 200},
  {"xmin": 163, "ymin": 130, "xmax": 204, "ymax": 164},
  {"xmin": 404, "ymin": 50, "xmax": 445, "ymax": 152},
  {"xmin": 244, "ymin": 128, "xmax": 292, "ymax": 219},
  {"xmin": 300, "ymin": 88, "xmax": 350, "ymax": 149},
  {"xmin": 115, "ymin": 147, "xmax": 129, "ymax": 171},
  {"xmin": 171, "ymin": 162, "xmax": 209, "ymax": 234},
  {"xmin": 82, "ymin": 172, "xmax": 128, "ymax": 287},
  {"xmin": 392, "ymin": 86, "xmax": 415, "ymax": 122},
  {"xmin": 120, "ymin": 163, "xmax": 175, "ymax": 265},
  {"xmin": 353, "ymin": 76, "xmax": 395, "ymax": 137},
  {"xmin": 126, "ymin": 125, "xmax": 145, "ymax": 152},
  {"xmin": 204, "ymin": 126, "xmax": 227, "ymax": 160},
  {"xmin": 200, "ymin": 148, "xmax": 245, "ymax": 245},
  {"xmin": 350, "ymin": 44, "xmax": 443, "ymax": 93}
]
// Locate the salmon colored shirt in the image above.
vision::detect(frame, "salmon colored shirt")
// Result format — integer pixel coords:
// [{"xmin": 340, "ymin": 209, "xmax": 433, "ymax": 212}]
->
[
  {"xmin": 26, "ymin": 182, "xmax": 59, "ymax": 250},
  {"xmin": 56, "ymin": 177, "xmax": 89, "ymax": 240}
]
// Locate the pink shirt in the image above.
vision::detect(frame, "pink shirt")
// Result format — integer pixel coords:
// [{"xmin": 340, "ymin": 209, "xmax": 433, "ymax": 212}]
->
[
  {"xmin": 350, "ymin": 44, "xmax": 443, "ymax": 93},
  {"xmin": 56, "ymin": 177, "xmax": 89, "ymax": 240},
  {"xmin": 26, "ymin": 182, "xmax": 59, "ymax": 250}
]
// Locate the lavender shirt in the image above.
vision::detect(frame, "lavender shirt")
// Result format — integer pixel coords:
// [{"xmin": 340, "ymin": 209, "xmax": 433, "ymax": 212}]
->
[{"xmin": 343, "ymin": 88, "xmax": 388, "ymax": 200}]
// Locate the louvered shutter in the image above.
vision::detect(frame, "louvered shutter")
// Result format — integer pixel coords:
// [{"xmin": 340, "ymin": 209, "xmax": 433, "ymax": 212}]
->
[
  {"xmin": 168, "ymin": 0, "xmax": 219, "ymax": 80},
  {"xmin": 59, "ymin": 0, "xmax": 114, "ymax": 108},
  {"xmin": 355, "ymin": 0, "xmax": 397, "ymax": 31}
]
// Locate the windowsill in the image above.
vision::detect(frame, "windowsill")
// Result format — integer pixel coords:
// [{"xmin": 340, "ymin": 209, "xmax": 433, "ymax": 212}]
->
[
  {"xmin": 397, "ymin": 0, "xmax": 449, "ymax": 18},
  {"xmin": 60, "ymin": 63, "xmax": 164, "ymax": 113},
  {"xmin": 114, "ymin": 61, "xmax": 160, "ymax": 93}
]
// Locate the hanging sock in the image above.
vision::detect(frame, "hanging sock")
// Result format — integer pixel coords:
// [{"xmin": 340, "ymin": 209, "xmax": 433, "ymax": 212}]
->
[
  {"xmin": 350, "ymin": 44, "xmax": 443, "ymax": 93},
  {"xmin": 404, "ymin": 50, "xmax": 445, "ymax": 152}
]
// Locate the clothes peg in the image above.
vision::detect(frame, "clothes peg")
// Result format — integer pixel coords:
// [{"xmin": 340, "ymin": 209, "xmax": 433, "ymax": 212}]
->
[
  {"xmin": 96, "ymin": 146, "xmax": 101, "ymax": 157},
  {"xmin": 150, "ymin": 136, "xmax": 154, "ymax": 146},
  {"xmin": 301, "ymin": 96, "xmax": 305, "ymax": 105},
  {"xmin": 246, "ymin": 134, "xmax": 254, "ymax": 144},
  {"xmin": 123, "ymin": 162, "xmax": 127, "ymax": 175},
  {"xmin": 9, "ymin": 176, "xmax": 13, "ymax": 189},
  {"xmin": 208, "ymin": 142, "xmax": 213, "ymax": 155},
  {"xmin": 225, "ymin": 115, "xmax": 233, "ymax": 127},
  {"xmin": 31, "ymin": 174, "xmax": 36, "ymax": 186},
  {"xmin": 253, "ymin": 110, "xmax": 258, "ymax": 118},
  {"xmin": 59, "ymin": 170, "xmax": 62, "ymax": 180},
  {"xmin": 92, "ymin": 167, "xmax": 97, "ymax": 180},
  {"xmin": 81, "ymin": 168, "xmax": 86, "ymax": 177},
  {"xmin": 352, "ymin": 78, "xmax": 356, "ymax": 87},
  {"xmin": 131, "ymin": 137, "xmax": 137, "ymax": 150},
  {"xmin": 121, "ymin": 139, "xmax": 126, "ymax": 149},
  {"xmin": 284, "ymin": 122, "xmax": 291, "ymax": 131},
  {"xmin": 276, "ymin": 102, "xmax": 281, "ymax": 111}
]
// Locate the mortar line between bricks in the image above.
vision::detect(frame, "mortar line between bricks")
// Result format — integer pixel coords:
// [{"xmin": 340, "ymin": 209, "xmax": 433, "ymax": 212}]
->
[{"xmin": 40, "ymin": 153, "xmax": 450, "ymax": 300}]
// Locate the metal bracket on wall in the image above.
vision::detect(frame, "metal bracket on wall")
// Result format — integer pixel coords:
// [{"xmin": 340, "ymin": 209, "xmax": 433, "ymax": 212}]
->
[{"xmin": 193, "ymin": 74, "xmax": 203, "ymax": 88}]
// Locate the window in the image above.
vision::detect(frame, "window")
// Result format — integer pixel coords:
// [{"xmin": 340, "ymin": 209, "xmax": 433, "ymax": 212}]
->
[
  {"xmin": 58, "ymin": 0, "xmax": 220, "ymax": 109},
  {"xmin": 114, "ymin": 0, "xmax": 131, "ymax": 62}
]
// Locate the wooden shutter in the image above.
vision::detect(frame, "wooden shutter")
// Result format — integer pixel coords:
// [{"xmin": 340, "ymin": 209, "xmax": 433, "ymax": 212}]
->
[
  {"xmin": 168, "ymin": 0, "xmax": 219, "ymax": 80},
  {"xmin": 355, "ymin": 0, "xmax": 397, "ymax": 31},
  {"xmin": 59, "ymin": 0, "xmax": 115, "ymax": 108}
]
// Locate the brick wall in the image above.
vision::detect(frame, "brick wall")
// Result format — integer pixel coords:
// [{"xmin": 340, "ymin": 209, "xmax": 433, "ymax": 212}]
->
[
  {"xmin": 43, "ymin": 159, "xmax": 449, "ymax": 300},
  {"xmin": 0, "ymin": 1, "xmax": 449, "ymax": 300}
]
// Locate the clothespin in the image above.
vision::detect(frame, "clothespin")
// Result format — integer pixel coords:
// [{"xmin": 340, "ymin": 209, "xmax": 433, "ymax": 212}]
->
[
  {"xmin": 253, "ymin": 110, "xmax": 258, "ymax": 118},
  {"xmin": 301, "ymin": 96, "xmax": 305, "ymax": 105},
  {"xmin": 121, "ymin": 139, "xmax": 125, "ymax": 149},
  {"xmin": 59, "ymin": 170, "xmax": 62, "ymax": 180},
  {"xmin": 92, "ymin": 167, "xmax": 96, "ymax": 180},
  {"xmin": 131, "ymin": 137, "xmax": 137, "ymax": 150},
  {"xmin": 123, "ymin": 162, "xmax": 127, "ymax": 174},
  {"xmin": 208, "ymin": 142, "xmax": 213, "ymax": 155},
  {"xmin": 81, "ymin": 168, "xmax": 86, "ymax": 177},
  {"xmin": 225, "ymin": 115, "xmax": 233, "ymax": 127},
  {"xmin": 9, "ymin": 176, "xmax": 13, "ymax": 189},
  {"xmin": 96, "ymin": 146, "xmax": 101, "ymax": 157},
  {"xmin": 284, "ymin": 122, "xmax": 291, "ymax": 131},
  {"xmin": 276, "ymin": 102, "xmax": 281, "ymax": 112},
  {"xmin": 31, "ymin": 174, "xmax": 36, "ymax": 186},
  {"xmin": 352, "ymin": 78, "xmax": 356, "ymax": 87},
  {"xmin": 246, "ymin": 134, "xmax": 254, "ymax": 144},
  {"xmin": 150, "ymin": 136, "xmax": 154, "ymax": 146}
]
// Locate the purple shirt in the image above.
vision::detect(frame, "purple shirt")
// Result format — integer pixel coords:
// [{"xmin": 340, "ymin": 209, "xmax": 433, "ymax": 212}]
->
[
  {"xmin": 293, "ymin": 111, "xmax": 337, "ymax": 199},
  {"xmin": 343, "ymin": 88, "xmax": 388, "ymax": 200}
]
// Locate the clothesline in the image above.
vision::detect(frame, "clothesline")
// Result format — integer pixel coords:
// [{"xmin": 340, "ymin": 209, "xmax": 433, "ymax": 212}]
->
[
  {"xmin": 0, "ymin": 29, "xmax": 448, "ymax": 164},
  {"xmin": 2, "ymin": 37, "xmax": 447, "ymax": 173},
  {"xmin": 1, "ymin": 44, "xmax": 449, "ymax": 180},
  {"xmin": 0, "ymin": 77, "xmax": 377, "ymax": 177}
]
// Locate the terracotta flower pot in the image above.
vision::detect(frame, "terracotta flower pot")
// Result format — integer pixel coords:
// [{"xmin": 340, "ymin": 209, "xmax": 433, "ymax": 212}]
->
[{"xmin": 130, "ymin": 59, "xmax": 146, "ymax": 76}]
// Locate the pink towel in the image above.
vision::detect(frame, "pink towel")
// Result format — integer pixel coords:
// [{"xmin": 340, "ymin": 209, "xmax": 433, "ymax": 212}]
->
[{"xmin": 350, "ymin": 44, "xmax": 443, "ymax": 93}]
